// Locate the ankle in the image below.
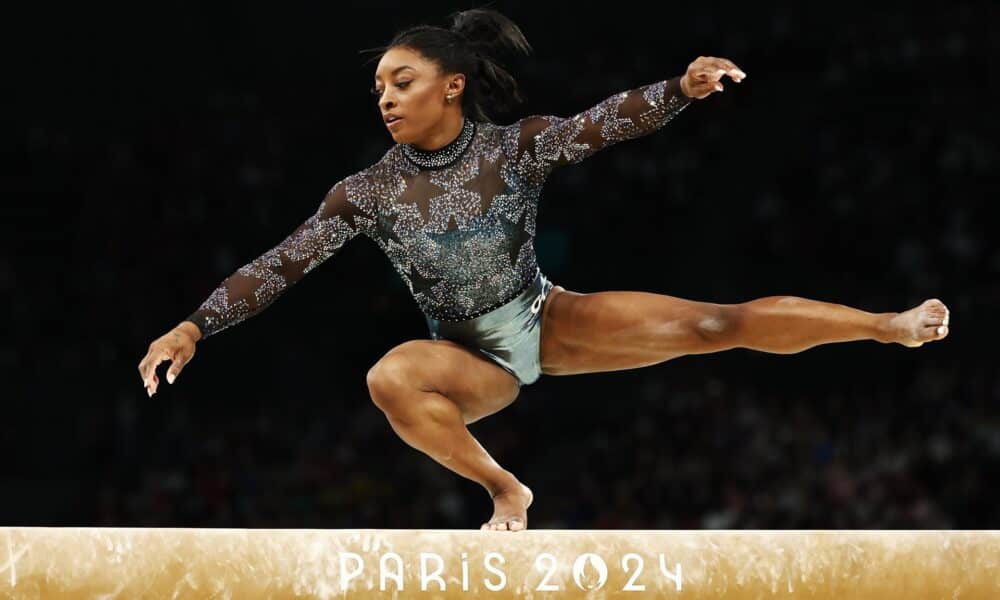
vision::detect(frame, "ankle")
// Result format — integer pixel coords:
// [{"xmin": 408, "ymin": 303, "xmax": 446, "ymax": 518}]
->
[
  {"xmin": 485, "ymin": 472, "xmax": 522, "ymax": 498},
  {"xmin": 875, "ymin": 312, "xmax": 900, "ymax": 344}
]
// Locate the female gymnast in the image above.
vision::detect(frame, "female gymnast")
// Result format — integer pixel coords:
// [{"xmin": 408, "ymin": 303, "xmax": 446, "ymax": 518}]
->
[{"xmin": 138, "ymin": 9, "xmax": 950, "ymax": 531}]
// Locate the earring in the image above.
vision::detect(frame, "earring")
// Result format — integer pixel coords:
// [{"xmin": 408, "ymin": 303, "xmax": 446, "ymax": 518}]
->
[{"xmin": 447, "ymin": 95, "xmax": 454, "ymax": 103}]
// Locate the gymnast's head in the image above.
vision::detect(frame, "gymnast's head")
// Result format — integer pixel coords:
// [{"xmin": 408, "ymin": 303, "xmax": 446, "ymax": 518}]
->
[{"xmin": 365, "ymin": 8, "xmax": 532, "ymax": 148}]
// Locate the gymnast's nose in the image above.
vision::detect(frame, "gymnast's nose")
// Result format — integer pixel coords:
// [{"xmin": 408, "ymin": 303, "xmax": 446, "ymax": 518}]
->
[{"xmin": 380, "ymin": 91, "xmax": 397, "ymax": 113}]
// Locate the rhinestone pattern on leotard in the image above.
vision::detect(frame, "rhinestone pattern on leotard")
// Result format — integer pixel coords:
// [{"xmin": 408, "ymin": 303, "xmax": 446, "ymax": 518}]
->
[
  {"xmin": 401, "ymin": 117, "xmax": 477, "ymax": 169},
  {"xmin": 187, "ymin": 76, "xmax": 692, "ymax": 337}
]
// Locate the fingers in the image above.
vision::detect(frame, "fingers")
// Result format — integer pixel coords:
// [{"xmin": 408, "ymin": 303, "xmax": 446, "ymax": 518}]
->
[
  {"xmin": 166, "ymin": 348, "xmax": 193, "ymax": 385},
  {"xmin": 142, "ymin": 352, "xmax": 164, "ymax": 396},
  {"xmin": 702, "ymin": 57, "xmax": 746, "ymax": 82},
  {"xmin": 138, "ymin": 346, "xmax": 173, "ymax": 397},
  {"xmin": 138, "ymin": 353, "xmax": 155, "ymax": 395},
  {"xmin": 713, "ymin": 58, "xmax": 746, "ymax": 81},
  {"xmin": 684, "ymin": 56, "xmax": 746, "ymax": 99},
  {"xmin": 690, "ymin": 56, "xmax": 747, "ymax": 92}
]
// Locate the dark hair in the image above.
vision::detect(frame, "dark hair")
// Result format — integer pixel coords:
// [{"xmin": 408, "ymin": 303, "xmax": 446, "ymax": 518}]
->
[{"xmin": 361, "ymin": 7, "xmax": 532, "ymax": 123}]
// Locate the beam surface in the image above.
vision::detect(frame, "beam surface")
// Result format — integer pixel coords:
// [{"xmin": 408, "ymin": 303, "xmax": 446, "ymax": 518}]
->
[{"xmin": 1, "ymin": 529, "xmax": 997, "ymax": 598}]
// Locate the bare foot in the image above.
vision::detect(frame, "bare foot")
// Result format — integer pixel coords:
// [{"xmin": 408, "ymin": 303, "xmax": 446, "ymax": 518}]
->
[
  {"xmin": 481, "ymin": 482, "xmax": 533, "ymax": 531},
  {"xmin": 885, "ymin": 299, "xmax": 950, "ymax": 347}
]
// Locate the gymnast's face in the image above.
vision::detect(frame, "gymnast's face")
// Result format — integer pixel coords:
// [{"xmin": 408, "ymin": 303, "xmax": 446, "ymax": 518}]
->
[{"xmin": 373, "ymin": 46, "xmax": 465, "ymax": 146}]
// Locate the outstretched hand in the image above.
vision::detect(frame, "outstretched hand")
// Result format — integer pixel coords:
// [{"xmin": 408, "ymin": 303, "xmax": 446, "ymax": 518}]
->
[
  {"xmin": 681, "ymin": 56, "xmax": 746, "ymax": 99},
  {"xmin": 138, "ymin": 324, "xmax": 199, "ymax": 397}
]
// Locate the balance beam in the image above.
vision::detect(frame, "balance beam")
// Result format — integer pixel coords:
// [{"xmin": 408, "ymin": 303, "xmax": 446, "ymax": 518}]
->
[{"xmin": 1, "ymin": 529, "xmax": 997, "ymax": 598}]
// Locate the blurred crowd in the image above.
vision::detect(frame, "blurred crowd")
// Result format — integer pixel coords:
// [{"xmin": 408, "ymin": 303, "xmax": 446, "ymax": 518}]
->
[
  {"xmin": 86, "ymin": 361, "xmax": 997, "ymax": 529},
  {"xmin": 4, "ymin": 2, "xmax": 996, "ymax": 528}
]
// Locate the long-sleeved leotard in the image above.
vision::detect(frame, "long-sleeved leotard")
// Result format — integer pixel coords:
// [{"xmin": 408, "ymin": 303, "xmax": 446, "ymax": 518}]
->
[{"xmin": 186, "ymin": 76, "xmax": 692, "ymax": 337}]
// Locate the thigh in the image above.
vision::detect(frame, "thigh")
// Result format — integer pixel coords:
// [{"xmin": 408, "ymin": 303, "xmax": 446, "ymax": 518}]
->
[
  {"xmin": 372, "ymin": 339, "xmax": 522, "ymax": 424},
  {"xmin": 539, "ymin": 287, "xmax": 737, "ymax": 375}
]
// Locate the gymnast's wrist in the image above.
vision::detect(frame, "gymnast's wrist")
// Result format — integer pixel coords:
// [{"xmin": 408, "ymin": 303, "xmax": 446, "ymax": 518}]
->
[
  {"xmin": 677, "ymin": 75, "xmax": 695, "ymax": 101},
  {"xmin": 175, "ymin": 320, "xmax": 203, "ymax": 343}
]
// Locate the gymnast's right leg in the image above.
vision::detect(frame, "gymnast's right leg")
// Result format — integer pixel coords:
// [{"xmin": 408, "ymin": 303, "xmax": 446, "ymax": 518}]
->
[{"xmin": 366, "ymin": 339, "xmax": 533, "ymax": 531}]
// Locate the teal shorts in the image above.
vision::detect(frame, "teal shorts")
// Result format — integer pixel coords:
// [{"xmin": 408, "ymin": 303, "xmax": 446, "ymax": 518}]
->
[{"xmin": 425, "ymin": 269, "xmax": 555, "ymax": 387}]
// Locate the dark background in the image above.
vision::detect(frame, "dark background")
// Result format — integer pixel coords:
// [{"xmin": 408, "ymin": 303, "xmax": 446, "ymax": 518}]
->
[{"xmin": 5, "ymin": 1, "xmax": 996, "ymax": 528}]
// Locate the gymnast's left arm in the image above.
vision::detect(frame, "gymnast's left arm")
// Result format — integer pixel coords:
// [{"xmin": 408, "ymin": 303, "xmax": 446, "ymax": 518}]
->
[{"xmin": 503, "ymin": 56, "xmax": 746, "ymax": 177}]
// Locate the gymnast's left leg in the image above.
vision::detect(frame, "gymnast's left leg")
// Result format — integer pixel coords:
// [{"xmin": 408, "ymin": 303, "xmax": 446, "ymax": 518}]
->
[{"xmin": 538, "ymin": 287, "xmax": 950, "ymax": 375}]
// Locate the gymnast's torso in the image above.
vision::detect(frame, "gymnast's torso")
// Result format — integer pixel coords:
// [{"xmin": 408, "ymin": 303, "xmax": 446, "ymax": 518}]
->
[{"xmin": 187, "ymin": 76, "xmax": 692, "ymax": 337}]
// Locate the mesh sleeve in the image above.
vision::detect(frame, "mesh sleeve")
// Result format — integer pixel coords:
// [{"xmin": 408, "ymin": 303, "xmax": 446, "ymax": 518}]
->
[
  {"xmin": 504, "ymin": 75, "xmax": 693, "ymax": 182},
  {"xmin": 184, "ymin": 173, "xmax": 375, "ymax": 338}
]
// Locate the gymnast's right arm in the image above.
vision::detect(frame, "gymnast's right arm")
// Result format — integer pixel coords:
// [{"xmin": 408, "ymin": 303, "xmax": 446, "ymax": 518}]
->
[{"xmin": 138, "ymin": 174, "xmax": 373, "ymax": 397}]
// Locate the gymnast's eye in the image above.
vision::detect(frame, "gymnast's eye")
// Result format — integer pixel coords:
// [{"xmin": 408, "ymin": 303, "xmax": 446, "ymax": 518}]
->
[
  {"xmin": 370, "ymin": 86, "xmax": 382, "ymax": 98},
  {"xmin": 397, "ymin": 81, "xmax": 411, "ymax": 89}
]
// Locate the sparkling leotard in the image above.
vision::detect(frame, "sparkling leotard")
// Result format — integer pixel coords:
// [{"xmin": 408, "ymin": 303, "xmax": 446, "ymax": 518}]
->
[{"xmin": 186, "ymin": 76, "xmax": 692, "ymax": 337}]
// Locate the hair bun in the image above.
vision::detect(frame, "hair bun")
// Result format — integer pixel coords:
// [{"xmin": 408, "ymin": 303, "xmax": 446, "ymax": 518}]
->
[
  {"xmin": 373, "ymin": 8, "xmax": 532, "ymax": 122},
  {"xmin": 448, "ymin": 8, "xmax": 532, "ymax": 59}
]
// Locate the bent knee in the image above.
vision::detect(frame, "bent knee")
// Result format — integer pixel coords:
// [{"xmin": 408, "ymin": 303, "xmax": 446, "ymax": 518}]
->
[{"xmin": 367, "ymin": 349, "xmax": 422, "ymax": 411}]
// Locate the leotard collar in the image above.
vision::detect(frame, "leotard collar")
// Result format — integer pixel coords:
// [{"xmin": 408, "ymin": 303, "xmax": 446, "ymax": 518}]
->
[{"xmin": 401, "ymin": 118, "xmax": 476, "ymax": 170}]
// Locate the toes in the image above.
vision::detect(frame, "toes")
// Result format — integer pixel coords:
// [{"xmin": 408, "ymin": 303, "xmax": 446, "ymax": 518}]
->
[
  {"xmin": 482, "ymin": 518, "xmax": 525, "ymax": 531},
  {"xmin": 923, "ymin": 299, "xmax": 946, "ymax": 314},
  {"xmin": 920, "ymin": 299, "xmax": 950, "ymax": 327},
  {"xmin": 922, "ymin": 324, "xmax": 948, "ymax": 341}
]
